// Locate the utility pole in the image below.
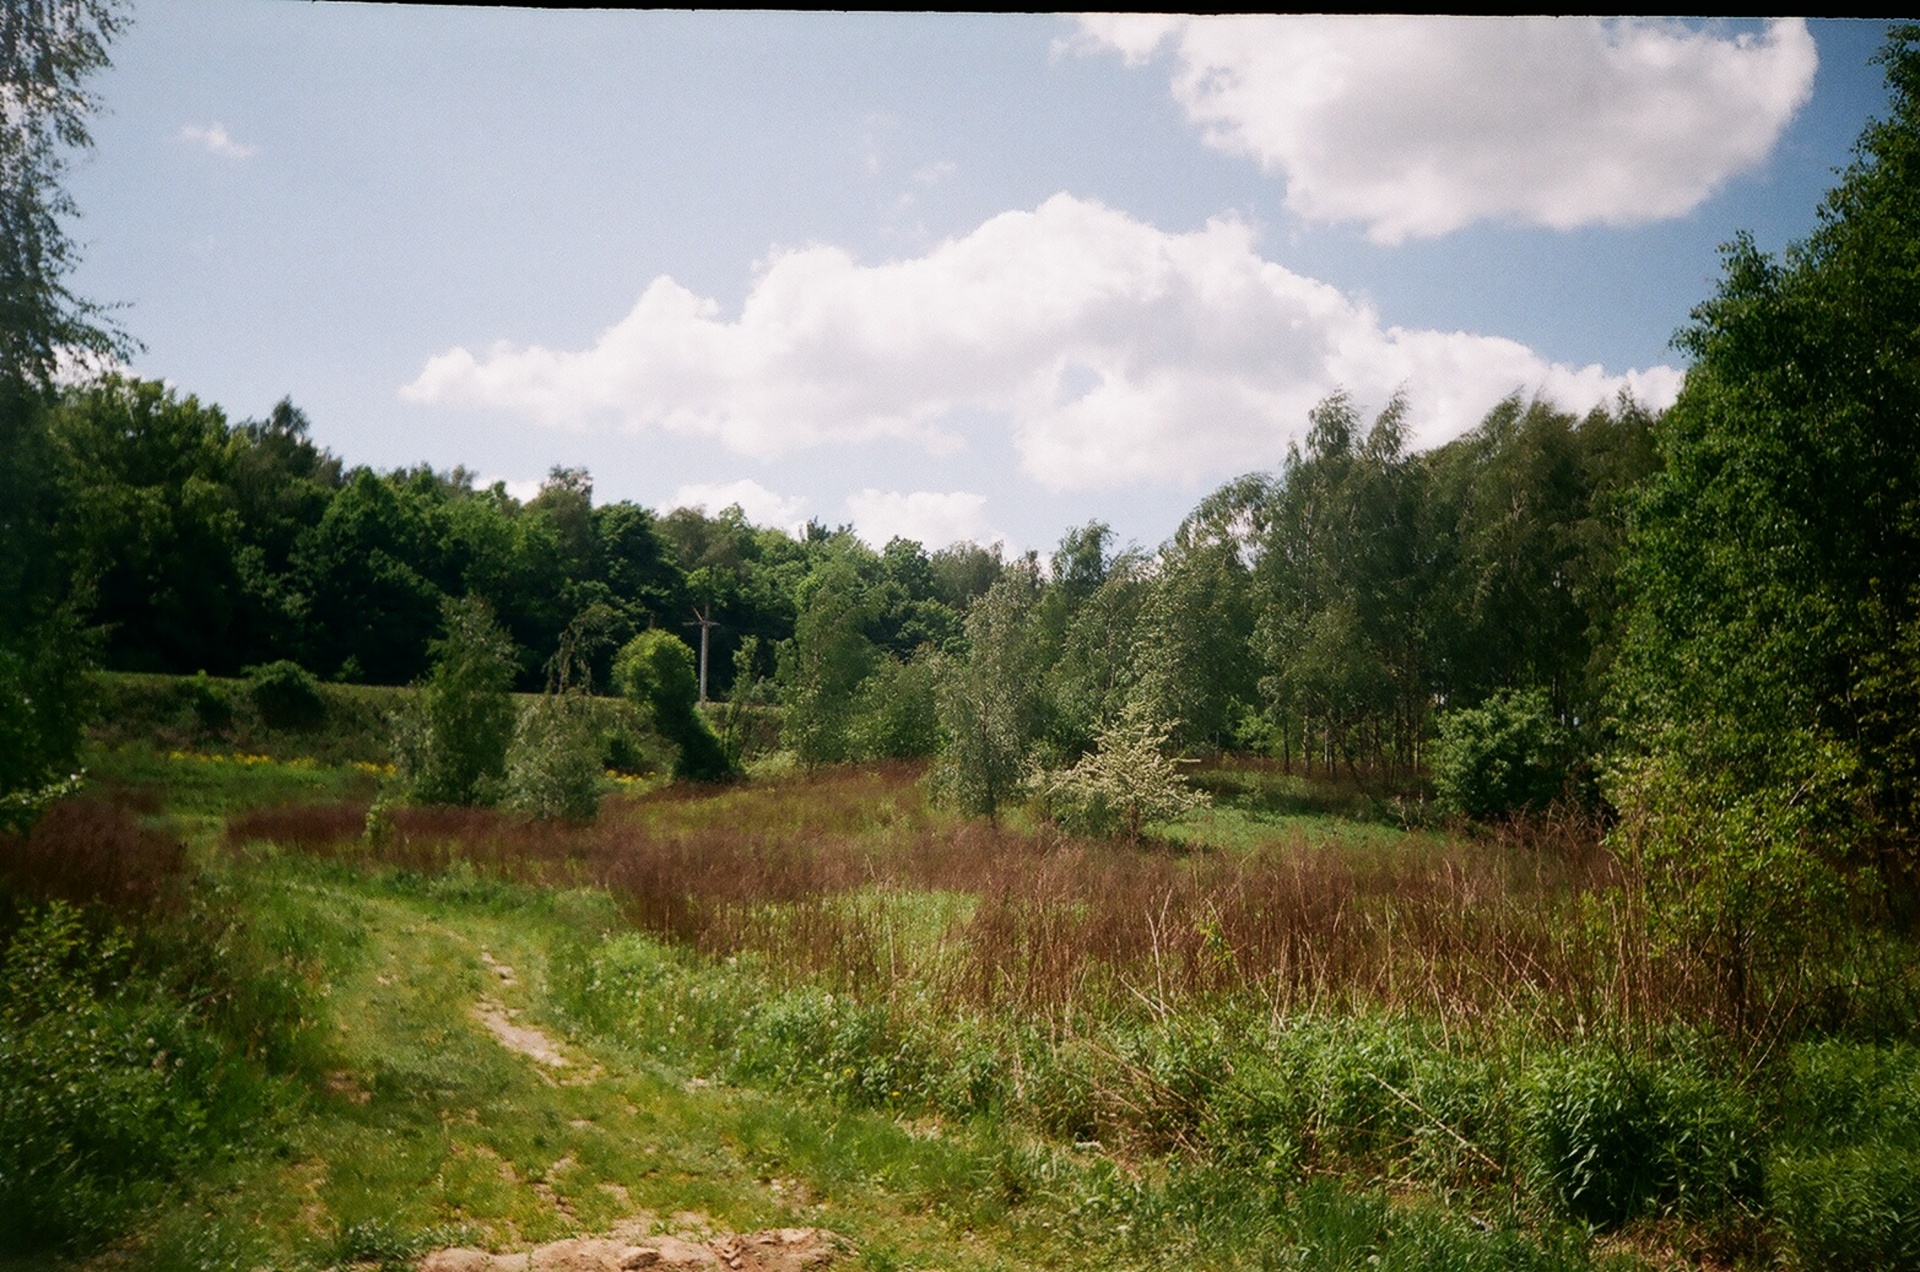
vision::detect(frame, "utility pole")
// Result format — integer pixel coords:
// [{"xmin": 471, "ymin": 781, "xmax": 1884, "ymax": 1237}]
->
[{"xmin": 684, "ymin": 604, "xmax": 718, "ymax": 702}]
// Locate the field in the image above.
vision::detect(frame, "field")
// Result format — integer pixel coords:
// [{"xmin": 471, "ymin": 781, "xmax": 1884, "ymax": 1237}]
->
[{"xmin": 2, "ymin": 703, "xmax": 1918, "ymax": 1271}]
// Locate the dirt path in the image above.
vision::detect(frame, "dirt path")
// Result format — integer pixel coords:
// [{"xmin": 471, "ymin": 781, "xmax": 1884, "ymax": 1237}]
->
[
  {"xmin": 125, "ymin": 869, "xmax": 1024, "ymax": 1272},
  {"xmin": 434, "ymin": 952, "xmax": 834, "ymax": 1270}
]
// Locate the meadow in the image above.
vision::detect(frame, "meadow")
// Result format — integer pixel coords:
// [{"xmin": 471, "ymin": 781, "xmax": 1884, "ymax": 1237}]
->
[{"xmin": 3, "ymin": 687, "xmax": 1916, "ymax": 1271}]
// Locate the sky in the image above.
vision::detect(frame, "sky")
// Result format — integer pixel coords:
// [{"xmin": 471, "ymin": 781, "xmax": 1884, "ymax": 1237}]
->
[{"xmin": 64, "ymin": 10, "xmax": 1898, "ymax": 555}]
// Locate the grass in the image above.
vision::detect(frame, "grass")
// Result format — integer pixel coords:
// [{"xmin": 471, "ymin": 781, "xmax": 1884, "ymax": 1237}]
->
[{"xmin": 6, "ymin": 728, "xmax": 1919, "ymax": 1269}]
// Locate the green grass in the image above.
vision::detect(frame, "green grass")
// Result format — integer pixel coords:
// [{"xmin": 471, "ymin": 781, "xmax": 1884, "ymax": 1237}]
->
[{"xmin": 11, "ymin": 740, "xmax": 1916, "ymax": 1270}]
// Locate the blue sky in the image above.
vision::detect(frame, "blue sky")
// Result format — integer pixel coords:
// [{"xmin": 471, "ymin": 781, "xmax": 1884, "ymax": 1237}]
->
[{"xmin": 66, "ymin": 10, "xmax": 1895, "ymax": 555}]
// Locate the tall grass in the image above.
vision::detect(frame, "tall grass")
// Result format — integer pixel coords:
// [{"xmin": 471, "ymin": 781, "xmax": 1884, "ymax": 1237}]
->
[
  {"xmin": 209, "ymin": 760, "xmax": 1920, "ymax": 1260},
  {"xmin": 223, "ymin": 763, "xmax": 1881, "ymax": 1047}
]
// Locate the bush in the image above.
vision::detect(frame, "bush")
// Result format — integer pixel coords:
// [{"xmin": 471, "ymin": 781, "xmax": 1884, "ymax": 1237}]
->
[
  {"xmin": 244, "ymin": 659, "xmax": 325, "ymax": 731},
  {"xmin": 0, "ymin": 798, "xmax": 185, "ymax": 916},
  {"xmin": 849, "ymin": 652, "xmax": 941, "ymax": 760},
  {"xmin": 1767, "ymin": 1039, "xmax": 1920, "ymax": 1268},
  {"xmin": 182, "ymin": 670, "xmax": 233, "ymax": 734},
  {"xmin": 1771, "ymin": 1147, "xmax": 1920, "ymax": 1271},
  {"xmin": 393, "ymin": 597, "xmax": 517, "ymax": 807},
  {"xmin": 1034, "ymin": 699, "xmax": 1207, "ymax": 843},
  {"xmin": 1430, "ymin": 689, "xmax": 1570, "ymax": 821},
  {"xmin": 0, "ymin": 904, "xmax": 225, "ymax": 1251},
  {"xmin": 502, "ymin": 694, "xmax": 602, "ymax": 821},
  {"xmin": 0, "ymin": 616, "xmax": 94, "ymax": 833},
  {"xmin": 613, "ymin": 631, "xmax": 733, "ymax": 781}
]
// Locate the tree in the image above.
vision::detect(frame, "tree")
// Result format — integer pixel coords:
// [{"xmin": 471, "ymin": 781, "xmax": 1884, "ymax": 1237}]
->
[
  {"xmin": 46, "ymin": 377, "xmax": 244, "ymax": 672},
  {"xmin": 614, "ymin": 629, "xmax": 733, "ymax": 781},
  {"xmin": 394, "ymin": 596, "xmax": 517, "ymax": 807},
  {"xmin": 1035, "ymin": 698, "xmax": 1209, "ymax": 844},
  {"xmin": 503, "ymin": 609, "xmax": 609, "ymax": 820},
  {"xmin": 1253, "ymin": 393, "xmax": 1425, "ymax": 778},
  {"xmin": 291, "ymin": 469, "xmax": 448, "ymax": 683},
  {"xmin": 931, "ymin": 561, "xmax": 1049, "ymax": 819},
  {"xmin": 1430, "ymin": 689, "xmax": 1569, "ymax": 821},
  {"xmin": 1610, "ymin": 28, "xmax": 1920, "ymax": 1011},
  {"xmin": 0, "ymin": 0, "xmax": 129, "ymax": 824},
  {"xmin": 777, "ymin": 560, "xmax": 878, "ymax": 767}
]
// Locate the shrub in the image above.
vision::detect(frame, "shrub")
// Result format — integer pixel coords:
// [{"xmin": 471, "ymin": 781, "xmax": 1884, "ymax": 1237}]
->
[
  {"xmin": 0, "ymin": 904, "xmax": 223, "ymax": 1251},
  {"xmin": 1034, "ymin": 698, "xmax": 1208, "ymax": 843},
  {"xmin": 0, "ymin": 616, "xmax": 94, "ymax": 833},
  {"xmin": 393, "ymin": 597, "xmax": 517, "ymax": 807},
  {"xmin": 613, "ymin": 631, "xmax": 733, "ymax": 781},
  {"xmin": 1771, "ymin": 1147, "xmax": 1920, "ymax": 1271},
  {"xmin": 1781, "ymin": 1038, "xmax": 1920, "ymax": 1150},
  {"xmin": 244, "ymin": 659, "xmax": 325, "ymax": 731},
  {"xmin": 849, "ymin": 651, "xmax": 942, "ymax": 760},
  {"xmin": 1430, "ymin": 689, "xmax": 1569, "ymax": 821},
  {"xmin": 502, "ymin": 694, "xmax": 602, "ymax": 821},
  {"xmin": 182, "ymin": 671, "xmax": 233, "ymax": 735},
  {"xmin": 1768, "ymin": 1039, "xmax": 1920, "ymax": 1269},
  {"xmin": 0, "ymin": 798, "xmax": 185, "ymax": 917}
]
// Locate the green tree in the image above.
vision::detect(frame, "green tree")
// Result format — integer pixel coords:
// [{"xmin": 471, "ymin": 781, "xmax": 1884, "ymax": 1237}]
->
[
  {"xmin": 1035, "ymin": 698, "xmax": 1209, "ymax": 844},
  {"xmin": 613, "ymin": 629, "xmax": 732, "ymax": 781},
  {"xmin": 1254, "ymin": 393, "xmax": 1425, "ymax": 777},
  {"xmin": 46, "ymin": 377, "xmax": 244, "ymax": 672},
  {"xmin": 931, "ymin": 561, "xmax": 1049, "ymax": 818},
  {"xmin": 1430, "ymin": 688, "xmax": 1569, "ymax": 821},
  {"xmin": 394, "ymin": 596, "xmax": 517, "ymax": 807},
  {"xmin": 503, "ymin": 610, "xmax": 608, "ymax": 820},
  {"xmin": 1611, "ymin": 28, "xmax": 1920, "ymax": 1013},
  {"xmin": 777, "ymin": 560, "xmax": 878, "ymax": 767},
  {"xmin": 291, "ymin": 469, "xmax": 448, "ymax": 683},
  {"xmin": 848, "ymin": 648, "xmax": 942, "ymax": 760},
  {"xmin": 1137, "ymin": 476, "xmax": 1266, "ymax": 752},
  {"xmin": 0, "ymin": 0, "xmax": 128, "ymax": 824}
]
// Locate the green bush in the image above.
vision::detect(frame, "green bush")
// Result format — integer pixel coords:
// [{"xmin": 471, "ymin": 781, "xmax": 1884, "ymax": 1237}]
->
[
  {"xmin": 613, "ymin": 631, "xmax": 733, "ymax": 781},
  {"xmin": 244, "ymin": 659, "xmax": 325, "ymax": 731},
  {"xmin": 848, "ymin": 652, "xmax": 941, "ymax": 760},
  {"xmin": 1771, "ymin": 1147, "xmax": 1920, "ymax": 1271},
  {"xmin": 1779, "ymin": 1038, "xmax": 1920, "ymax": 1150},
  {"xmin": 1767, "ymin": 1039, "xmax": 1920, "ymax": 1269},
  {"xmin": 1430, "ymin": 689, "xmax": 1569, "ymax": 821},
  {"xmin": 1522, "ymin": 1048, "xmax": 1758, "ymax": 1227},
  {"xmin": 502, "ymin": 694, "xmax": 602, "ymax": 821},
  {"xmin": 1033, "ymin": 699, "xmax": 1207, "ymax": 843},
  {"xmin": 0, "ymin": 904, "xmax": 225, "ymax": 1251},
  {"xmin": 393, "ymin": 597, "xmax": 517, "ymax": 807},
  {"xmin": 182, "ymin": 670, "xmax": 233, "ymax": 734}
]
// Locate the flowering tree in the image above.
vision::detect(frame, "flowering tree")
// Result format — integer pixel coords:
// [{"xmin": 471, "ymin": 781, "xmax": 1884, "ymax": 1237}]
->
[{"xmin": 1037, "ymin": 698, "xmax": 1208, "ymax": 845}]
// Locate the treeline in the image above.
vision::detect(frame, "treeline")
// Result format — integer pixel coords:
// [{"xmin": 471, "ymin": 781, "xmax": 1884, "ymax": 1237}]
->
[
  {"xmin": 35, "ymin": 367, "xmax": 1656, "ymax": 793},
  {"xmin": 32, "ymin": 378, "xmax": 1003, "ymax": 694}
]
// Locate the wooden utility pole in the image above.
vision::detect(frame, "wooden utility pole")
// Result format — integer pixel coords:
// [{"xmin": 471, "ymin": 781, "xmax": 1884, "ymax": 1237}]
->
[{"xmin": 684, "ymin": 604, "xmax": 718, "ymax": 702}]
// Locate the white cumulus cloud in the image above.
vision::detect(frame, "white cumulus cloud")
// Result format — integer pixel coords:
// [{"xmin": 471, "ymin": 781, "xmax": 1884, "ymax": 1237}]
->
[
  {"xmin": 668, "ymin": 478, "xmax": 809, "ymax": 532},
  {"xmin": 402, "ymin": 194, "xmax": 1681, "ymax": 491},
  {"xmin": 845, "ymin": 489, "xmax": 998, "ymax": 552},
  {"xmin": 1074, "ymin": 16, "xmax": 1817, "ymax": 243},
  {"xmin": 177, "ymin": 122, "xmax": 257, "ymax": 159}
]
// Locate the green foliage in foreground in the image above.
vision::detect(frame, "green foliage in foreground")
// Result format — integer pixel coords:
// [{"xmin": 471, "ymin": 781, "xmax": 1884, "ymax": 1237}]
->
[
  {"xmin": 0, "ymin": 894, "xmax": 307, "ymax": 1255},
  {"xmin": 554, "ymin": 919, "xmax": 1920, "ymax": 1267}
]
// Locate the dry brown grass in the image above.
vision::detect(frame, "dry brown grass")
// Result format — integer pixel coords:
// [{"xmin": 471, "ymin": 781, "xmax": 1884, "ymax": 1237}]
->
[
  {"xmin": 220, "ymin": 763, "xmax": 1748, "ymax": 1040},
  {"xmin": 1, "ymin": 795, "xmax": 187, "ymax": 918}
]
